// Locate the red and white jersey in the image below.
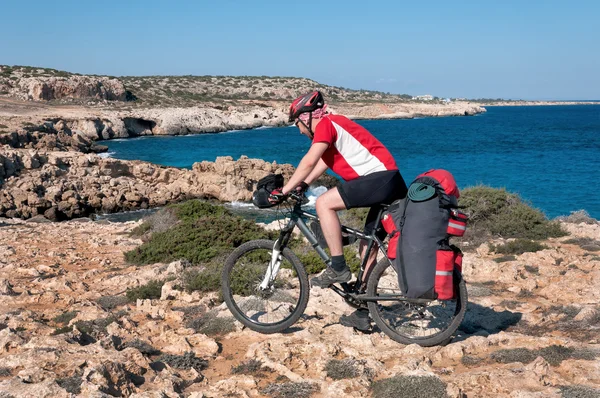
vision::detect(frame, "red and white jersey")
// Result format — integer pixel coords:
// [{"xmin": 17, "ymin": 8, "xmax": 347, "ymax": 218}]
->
[{"xmin": 313, "ymin": 115, "xmax": 398, "ymax": 181}]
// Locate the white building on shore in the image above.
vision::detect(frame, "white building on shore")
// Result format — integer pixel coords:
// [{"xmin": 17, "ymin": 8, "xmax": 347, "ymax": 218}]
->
[{"xmin": 412, "ymin": 94, "xmax": 434, "ymax": 101}]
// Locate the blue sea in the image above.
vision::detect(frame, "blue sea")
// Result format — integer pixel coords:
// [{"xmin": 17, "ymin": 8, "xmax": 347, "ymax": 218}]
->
[{"xmin": 104, "ymin": 105, "xmax": 600, "ymax": 219}]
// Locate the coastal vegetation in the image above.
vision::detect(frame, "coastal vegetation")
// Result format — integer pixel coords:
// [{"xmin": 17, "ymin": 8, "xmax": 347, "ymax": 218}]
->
[
  {"xmin": 456, "ymin": 185, "xmax": 567, "ymax": 249},
  {"xmin": 125, "ymin": 200, "xmax": 275, "ymax": 265},
  {"xmin": 125, "ymin": 280, "xmax": 165, "ymax": 301},
  {"xmin": 124, "ymin": 186, "xmax": 567, "ymax": 298}
]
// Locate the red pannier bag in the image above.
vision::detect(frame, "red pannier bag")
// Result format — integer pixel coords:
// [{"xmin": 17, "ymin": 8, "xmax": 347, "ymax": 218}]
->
[
  {"xmin": 448, "ymin": 209, "xmax": 468, "ymax": 237},
  {"xmin": 435, "ymin": 245, "xmax": 464, "ymax": 300},
  {"xmin": 381, "ymin": 212, "xmax": 399, "ymax": 260},
  {"xmin": 435, "ymin": 248, "xmax": 455, "ymax": 300}
]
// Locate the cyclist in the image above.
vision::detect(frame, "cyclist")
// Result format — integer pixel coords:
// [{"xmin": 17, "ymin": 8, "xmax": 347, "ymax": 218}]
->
[{"xmin": 269, "ymin": 91, "xmax": 408, "ymax": 331}]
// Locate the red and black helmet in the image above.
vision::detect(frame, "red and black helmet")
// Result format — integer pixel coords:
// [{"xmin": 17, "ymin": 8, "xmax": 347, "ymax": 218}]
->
[{"xmin": 288, "ymin": 91, "xmax": 325, "ymax": 122}]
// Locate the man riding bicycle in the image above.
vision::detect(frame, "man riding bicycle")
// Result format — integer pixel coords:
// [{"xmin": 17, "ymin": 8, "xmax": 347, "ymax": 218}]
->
[{"xmin": 269, "ymin": 91, "xmax": 408, "ymax": 330}]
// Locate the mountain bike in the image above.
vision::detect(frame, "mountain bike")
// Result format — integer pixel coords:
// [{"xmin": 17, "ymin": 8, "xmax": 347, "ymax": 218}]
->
[{"xmin": 221, "ymin": 193, "xmax": 468, "ymax": 347}]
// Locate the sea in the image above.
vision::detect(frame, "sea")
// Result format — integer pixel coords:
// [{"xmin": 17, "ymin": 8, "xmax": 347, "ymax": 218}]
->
[{"xmin": 103, "ymin": 105, "xmax": 600, "ymax": 221}]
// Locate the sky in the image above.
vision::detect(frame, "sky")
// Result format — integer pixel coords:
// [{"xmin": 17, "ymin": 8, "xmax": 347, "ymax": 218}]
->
[{"xmin": 1, "ymin": 0, "xmax": 598, "ymax": 100}]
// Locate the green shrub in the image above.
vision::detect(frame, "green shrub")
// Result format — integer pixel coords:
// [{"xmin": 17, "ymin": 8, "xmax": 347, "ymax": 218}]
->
[
  {"xmin": 125, "ymin": 200, "xmax": 273, "ymax": 265},
  {"xmin": 564, "ymin": 237, "xmax": 600, "ymax": 251},
  {"xmin": 186, "ymin": 312, "xmax": 235, "ymax": 336},
  {"xmin": 542, "ymin": 305, "xmax": 581, "ymax": 320},
  {"xmin": 53, "ymin": 311, "xmax": 78, "ymax": 325},
  {"xmin": 556, "ymin": 210, "xmax": 598, "ymax": 225},
  {"xmin": 52, "ymin": 326, "xmax": 72, "ymax": 335},
  {"xmin": 96, "ymin": 295, "xmax": 130, "ymax": 310},
  {"xmin": 297, "ymin": 246, "xmax": 360, "ymax": 275},
  {"xmin": 339, "ymin": 208, "xmax": 369, "ymax": 231},
  {"xmin": 155, "ymin": 351, "xmax": 207, "ymax": 371},
  {"xmin": 371, "ymin": 375, "xmax": 447, "ymax": 398},
  {"xmin": 130, "ymin": 222, "xmax": 152, "ymax": 237},
  {"xmin": 126, "ymin": 280, "xmax": 164, "ymax": 301},
  {"xmin": 458, "ymin": 186, "xmax": 567, "ymax": 246},
  {"xmin": 517, "ymin": 289, "xmax": 534, "ymax": 298},
  {"xmin": 491, "ymin": 345, "xmax": 597, "ymax": 366},
  {"xmin": 491, "ymin": 239, "xmax": 547, "ymax": 255},
  {"xmin": 494, "ymin": 255, "xmax": 516, "ymax": 263},
  {"xmin": 559, "ymin": 385, "xmax": 600, "ymax": 398},
  {"xmin": 262, "ymin": 382, "xmax": 318, "ymax": 398},
  {"xmin": 170, "ymin": 199, "xmax": 230, "ymax": 222},
  {"xmin": 324, "ymin": 359, "xmax": 361, "ymax": 380},
  {"xmin": 524, "ymin": 265, "xmax": 539, "ymax": 274},
  {"xmin": 231, "ymin": 359, "xmax": 264, "ymax": 376},
  {"xmin": 119, "ymin": 339, "xmax": 161, "ymax": 355},
  {"xmin": 297, "ymin": 249, "xmax": 327, "ymax": 275},
  {"xmin": 74, "ymin": 317, "xmax": 117, "ymax": 338},
  {"xmin": 461, "ymin": 356, "xmax": 484, "ymax": 366},
  {"xmin": 183, "ymin": 263, "xmax": 222, "ymax": 293},
  {"xmin": 171, "ymin": 304, "xmax": 206, "ymax": 316}
]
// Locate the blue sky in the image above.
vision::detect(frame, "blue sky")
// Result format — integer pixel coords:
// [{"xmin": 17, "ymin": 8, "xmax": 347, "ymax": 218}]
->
[{"xmin": 1, "ymin": 0, "xmax": 598, "ymax": 100}]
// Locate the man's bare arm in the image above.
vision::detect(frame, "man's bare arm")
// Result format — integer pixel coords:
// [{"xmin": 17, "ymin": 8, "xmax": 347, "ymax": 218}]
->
[
  {"xmin": 281, "ymin": 142, "xmax": 328, "ymax": 194},
  {"xmin": 304, "ymin": 158, "xmax": 329, "ymax": 185}
]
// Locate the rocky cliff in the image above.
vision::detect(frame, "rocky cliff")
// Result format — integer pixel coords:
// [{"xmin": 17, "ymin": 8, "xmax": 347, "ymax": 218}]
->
[
  {"xmin": 0, "ymin": 70, "xmax": 127, "ymax": 102},
  {"xmin": 0, "ymin": 214, "xmax": 598, "ymax": 397},
  {"xmin": 0, "ymin": 148, "xmax": 293, "ymax": 220}
]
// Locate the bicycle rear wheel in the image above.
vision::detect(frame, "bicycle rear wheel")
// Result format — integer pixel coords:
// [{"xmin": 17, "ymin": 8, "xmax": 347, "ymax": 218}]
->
[
  {"xmin": 366, "ymin": 259, "xmax": 467, "ymax": 347},
  {"xmin": 221, "ymin": 239, "xmax": 309, "ymax": 334}
]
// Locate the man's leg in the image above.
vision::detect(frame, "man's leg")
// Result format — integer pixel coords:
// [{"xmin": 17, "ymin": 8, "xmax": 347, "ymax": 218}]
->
[
  {"xmin": 359, "ymin": 205, "xmax": 386, "ymax": 280},
  {"xmin": 315, "ymin": 187, "xmax": 346, "ymax": 257},
  {"xmin": 311, "ymin": 188, "xmax": 352, "ymax": 287},
  {"xmin": 359, "ymin": 239, "xmax": 379, "ymax": 278}
]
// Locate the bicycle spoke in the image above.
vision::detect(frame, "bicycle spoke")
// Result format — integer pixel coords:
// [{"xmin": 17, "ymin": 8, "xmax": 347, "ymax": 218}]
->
[
  {"xmin": 223, "ymin": 241, "xmax": 309, "ymax": 332},
  {"xmin": 367, "ymin": 258, "xmax": 467, "ymax": 346}
]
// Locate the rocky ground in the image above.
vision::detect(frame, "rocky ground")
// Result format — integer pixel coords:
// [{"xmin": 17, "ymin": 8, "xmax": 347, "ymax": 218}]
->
[{"xmin": 0, "ymin": 217, "xmax": 598, "ymax": 397}]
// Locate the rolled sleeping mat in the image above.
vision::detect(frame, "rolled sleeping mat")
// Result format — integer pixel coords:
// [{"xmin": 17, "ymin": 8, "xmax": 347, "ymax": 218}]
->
[{"xmin": 408, "ymin": 182, "xmax": 437, "ymax": 202}]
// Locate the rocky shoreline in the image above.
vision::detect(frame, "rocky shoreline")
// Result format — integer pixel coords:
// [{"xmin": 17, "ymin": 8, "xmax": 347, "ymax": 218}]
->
[
  {"xmin": 0, "ymin": 95, "xmax": 486, "ymax": 221},
  {"xmin": 0, "ymin": 99, "xmax": 486, "ymax": 143},
  {"xmin": 0, "ymin": 149, "xmax": 293, "ymax": 220}
]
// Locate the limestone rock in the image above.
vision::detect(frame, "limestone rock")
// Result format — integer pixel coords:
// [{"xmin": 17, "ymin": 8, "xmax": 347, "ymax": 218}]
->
[{"xmin": 0, "ymin": 150, "xmax": 294, "ymax": 220}]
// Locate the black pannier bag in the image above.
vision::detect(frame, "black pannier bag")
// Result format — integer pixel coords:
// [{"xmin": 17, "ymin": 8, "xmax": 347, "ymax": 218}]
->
[
  {"xmin": 381, "ymin": 169, "xmax": 467, "ymax": 300},
  {"xmin": 252, "ymin": 174, "xmax": 284, "ymax": 208}
]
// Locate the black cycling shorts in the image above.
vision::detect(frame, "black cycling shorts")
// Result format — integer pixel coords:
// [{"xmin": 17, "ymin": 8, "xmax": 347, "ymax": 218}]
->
[{"xmin": 338, "ymin": 170, "xmax": 408, "ymax": 239}]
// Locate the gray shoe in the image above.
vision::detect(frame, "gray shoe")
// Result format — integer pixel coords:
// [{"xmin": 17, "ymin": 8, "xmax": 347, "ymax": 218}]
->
[
  {"xmin": 340, "ymin": 308, "xmax": 372, "ymax": 332},
  {"xmin": 310, "ymin": 266, "xmax": 351, "ymax": 288}
]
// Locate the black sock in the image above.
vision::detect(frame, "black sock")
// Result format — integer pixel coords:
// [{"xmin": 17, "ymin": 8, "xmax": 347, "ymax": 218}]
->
[{"xmin": 331, "ymin": 255, "xmax": 347, "ymax": 272}]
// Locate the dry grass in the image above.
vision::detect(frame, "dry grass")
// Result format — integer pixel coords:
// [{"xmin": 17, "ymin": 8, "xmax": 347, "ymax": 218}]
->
[{"xmin": 371, "ymin": 375, "xmax": 447, "ymax": 398}]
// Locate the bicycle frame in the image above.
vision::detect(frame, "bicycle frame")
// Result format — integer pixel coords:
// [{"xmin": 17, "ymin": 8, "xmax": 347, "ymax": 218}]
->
[
  {"xmin": 268, "ymin": 201, "xmax": 394, "ymax": 300},
  {"xmin": 265, "ymin": 199, "xmax": 436, "ymax": 306}
]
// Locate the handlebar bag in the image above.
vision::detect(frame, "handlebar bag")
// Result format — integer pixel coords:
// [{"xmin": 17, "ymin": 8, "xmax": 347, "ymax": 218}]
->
[{"xmin": 252, "ymin": 173, "xmax": 284, "ymax": 208}]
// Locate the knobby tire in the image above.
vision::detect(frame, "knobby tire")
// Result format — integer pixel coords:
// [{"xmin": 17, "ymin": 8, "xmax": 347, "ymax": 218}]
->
[
  {"xmin": 366, "ymin": 258, "xmax": 468, "ymax": 347},
  {"xmin": 221, "ymin": 239, "xmax": 310, "ymax": 334}
]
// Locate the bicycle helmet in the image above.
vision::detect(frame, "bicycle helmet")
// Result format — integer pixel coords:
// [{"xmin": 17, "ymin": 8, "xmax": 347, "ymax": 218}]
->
[{"xmin": 288, "ymin": 91, "xmax": 325, "ymax": 122}]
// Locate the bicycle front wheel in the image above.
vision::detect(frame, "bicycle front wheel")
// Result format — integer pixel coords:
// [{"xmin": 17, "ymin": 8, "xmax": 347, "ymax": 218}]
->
[
  {"xmin": 366, "ymin": 259, "xmax": 467, "ymax": 347},
  {"xmin": 221, "ymin": 239, "xmax": 309, "ymax": 334}
]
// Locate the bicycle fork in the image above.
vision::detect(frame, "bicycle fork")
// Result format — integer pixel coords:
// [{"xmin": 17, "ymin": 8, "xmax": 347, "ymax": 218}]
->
[{"xmin": 258, "ymin": 239, "xmax": 283, "ymax": 290}]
